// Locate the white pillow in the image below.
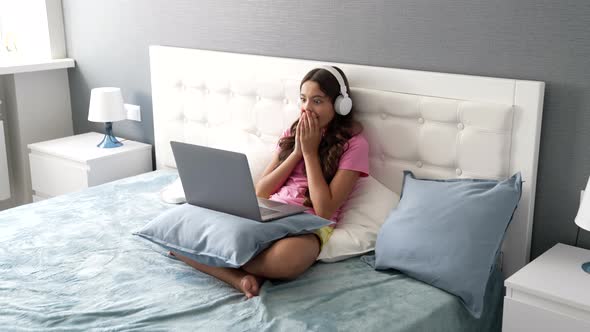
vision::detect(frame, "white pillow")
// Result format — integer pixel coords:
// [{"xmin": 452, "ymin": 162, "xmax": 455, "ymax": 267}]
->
[
  {"xmin": 160, "ymin": 177, "xmax": 186, "ymax": 204},
  {"xmin": 317, "ymin": 176, "xmax": 400, "ymax": 262}
]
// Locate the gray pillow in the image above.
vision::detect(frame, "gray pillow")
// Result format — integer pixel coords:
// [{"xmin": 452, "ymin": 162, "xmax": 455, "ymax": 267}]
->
[
  {"xmin": 134, "ymin": 204, "xmax": 332, "ymax": 268},
  {"xmin": 374, "ymin": 171, "xmax": 522, "ymax": 318}
]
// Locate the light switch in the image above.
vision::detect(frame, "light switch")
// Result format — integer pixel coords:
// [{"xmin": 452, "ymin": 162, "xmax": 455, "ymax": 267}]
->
[{"xmin": 124, "ymin": 104, "xmax": 141, "ymax": 122}]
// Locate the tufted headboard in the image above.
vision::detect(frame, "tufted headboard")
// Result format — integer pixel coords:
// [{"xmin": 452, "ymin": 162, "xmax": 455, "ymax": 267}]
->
[{"xmin": 149, "ymin": 45, "xmax": 544, "ymax": 277}]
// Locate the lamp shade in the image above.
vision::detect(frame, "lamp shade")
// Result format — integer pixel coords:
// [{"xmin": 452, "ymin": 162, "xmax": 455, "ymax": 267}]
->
[
  {"xmin": 88, "ymin": 87, "xmax": 127, "ymax": 122},
  {"xmin": 575, "ymin": 176, "xmax": 590, "ymax": 231}
]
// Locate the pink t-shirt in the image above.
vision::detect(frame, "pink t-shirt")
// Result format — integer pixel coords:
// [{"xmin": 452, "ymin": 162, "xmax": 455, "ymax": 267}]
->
[{"xmin": 269, "ymin": 128, "xmax": 370, "ymax": 223}]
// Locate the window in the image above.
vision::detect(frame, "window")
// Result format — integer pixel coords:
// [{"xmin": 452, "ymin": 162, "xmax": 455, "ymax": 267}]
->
[{"xmin": 0, "ymin": 0, "xmax": 65, "ymax": 62}]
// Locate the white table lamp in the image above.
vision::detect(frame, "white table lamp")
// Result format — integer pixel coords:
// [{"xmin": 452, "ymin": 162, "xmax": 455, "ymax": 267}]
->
[
  {"xmin": 88, "ymin": 87, "xmax": 127, "ymax": 148},
  {"xmin": 574, "ymin": 176, "xmax": 590, "ymax": 274}
]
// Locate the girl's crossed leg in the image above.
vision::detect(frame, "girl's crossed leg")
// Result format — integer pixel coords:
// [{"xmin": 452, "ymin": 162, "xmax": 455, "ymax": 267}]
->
[{"xmin": 172, "ymin": 233, "xmax": 320, "ymax": 298}]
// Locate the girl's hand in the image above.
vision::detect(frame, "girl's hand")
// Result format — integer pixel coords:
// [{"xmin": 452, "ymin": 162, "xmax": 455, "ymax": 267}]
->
[
  {"xmin": 299, "ymin": 111, "xmax": 321, "ymax": 158},
  {"xmin": 292, "ymin": 119, "xmax": 303, "ymax": 159}
]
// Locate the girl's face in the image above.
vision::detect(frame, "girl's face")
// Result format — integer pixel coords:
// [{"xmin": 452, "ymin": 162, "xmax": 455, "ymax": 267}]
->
[{"xmin": 299, "ymin": 80, "xmax": 335, "ymax": 128}]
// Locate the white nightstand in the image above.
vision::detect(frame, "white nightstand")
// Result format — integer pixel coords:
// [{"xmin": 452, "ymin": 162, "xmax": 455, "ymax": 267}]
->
[
  {"xmin": 28, "ymin": 132, "xmax": 152, "ymax": 201},
  {"xmin": 503, "ymin": 243, "xmax": 590, "ymax": 331}
]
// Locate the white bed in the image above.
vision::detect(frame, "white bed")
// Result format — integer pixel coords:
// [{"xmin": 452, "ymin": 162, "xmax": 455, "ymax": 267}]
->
[
  {"xmin": 0, "ymin": 45, "xmax": 544, "ymax": 331},
  {"xmin": 149, "ymin": 45, "xmax": 544, "ymax": 278}
]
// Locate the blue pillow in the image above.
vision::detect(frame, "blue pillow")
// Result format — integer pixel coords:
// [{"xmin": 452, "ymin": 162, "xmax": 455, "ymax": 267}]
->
[
  {"xmin": 374, "ymin": 171, "xmax": 522, "ymax": 318},
  {"xmin": 134, "ymin": 204, "xmax": 332, "ymax": 268}
]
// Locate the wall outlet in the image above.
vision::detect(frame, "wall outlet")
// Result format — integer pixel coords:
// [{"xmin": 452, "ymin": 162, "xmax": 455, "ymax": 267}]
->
[{"xmin": 124, "ymin": 104, "xmax": 141, "ymax": 122}]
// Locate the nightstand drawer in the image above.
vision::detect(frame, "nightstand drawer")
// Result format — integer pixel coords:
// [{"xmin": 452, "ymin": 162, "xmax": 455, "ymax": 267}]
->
[
  {"xmin": 503, "ymin": 297, "xmax": 590, "ymax": 331},
  {"xmin": 29, "ymin": 153, "xmax": 89, "ymax": 197}
]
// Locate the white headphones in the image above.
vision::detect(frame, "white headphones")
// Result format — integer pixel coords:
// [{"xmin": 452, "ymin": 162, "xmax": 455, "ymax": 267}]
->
[
  {"xmin": 298, "ymin": 66, "xmax": 353, "ymax": 116},
  {"xmin": 321, "ymin": 66, "xmax": 353, "ymax": 116}
]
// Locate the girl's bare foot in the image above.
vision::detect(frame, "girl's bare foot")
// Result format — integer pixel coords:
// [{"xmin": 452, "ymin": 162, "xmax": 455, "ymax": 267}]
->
[
  {"xmin": 239, "ymin": 275, "xmax": 264, "ymax": 299},
  {"xmin": 170, "ymin": 251, "xmax": 264, "ymax": 298}
]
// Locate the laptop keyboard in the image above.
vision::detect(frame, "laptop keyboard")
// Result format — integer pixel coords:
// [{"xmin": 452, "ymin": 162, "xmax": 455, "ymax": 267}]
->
[{"xmin": 259, "ymin": 206, "xmax": 277, "ymax": 216}]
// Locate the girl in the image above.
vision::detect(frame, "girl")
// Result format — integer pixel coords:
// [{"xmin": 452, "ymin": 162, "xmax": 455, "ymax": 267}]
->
[{"xmin": 173, "ymin": 66, "xmax": 369, "ymax": 298}]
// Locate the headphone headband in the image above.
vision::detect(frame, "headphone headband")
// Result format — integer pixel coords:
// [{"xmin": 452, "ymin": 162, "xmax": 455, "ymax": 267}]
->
[{"xmin": 320, "ymin": 66, "xmax": 349, "ymax": 98}]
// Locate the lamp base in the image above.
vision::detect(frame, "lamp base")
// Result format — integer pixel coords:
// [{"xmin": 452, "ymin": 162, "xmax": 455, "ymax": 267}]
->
[
  {"xmin": 97, "ymin": 122, "xmax": 123, "ymax": 148},
  {"xmin": 583, "ymin": 262, "xmax": 590, "ymax": 274}
]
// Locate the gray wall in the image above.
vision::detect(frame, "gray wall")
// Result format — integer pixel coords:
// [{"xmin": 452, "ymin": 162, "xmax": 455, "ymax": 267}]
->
[{"xmin": 62, "ymin": 0, "xmax": 590, "ymax": 258}]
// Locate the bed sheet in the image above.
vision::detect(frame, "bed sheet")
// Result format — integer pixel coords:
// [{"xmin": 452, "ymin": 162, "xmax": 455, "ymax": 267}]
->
[{"xmin": 0, "ymin": 170, "xmax": 502, "ymax": 331}]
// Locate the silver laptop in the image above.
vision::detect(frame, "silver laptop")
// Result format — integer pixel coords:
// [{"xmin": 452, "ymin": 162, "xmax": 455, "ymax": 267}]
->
[{"xmin": 170, "ymin": 141, "xmax": 308, "ymax": 222}]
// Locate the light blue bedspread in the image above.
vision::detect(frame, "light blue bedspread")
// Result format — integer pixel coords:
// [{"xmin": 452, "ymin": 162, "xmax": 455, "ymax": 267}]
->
[{"xmin": 0, "ymin": 170, "xmax": 502, "ymax": 331}]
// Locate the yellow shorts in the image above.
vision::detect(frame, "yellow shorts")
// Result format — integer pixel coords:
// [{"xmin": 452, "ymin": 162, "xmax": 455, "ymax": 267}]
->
[{"xmin": 314, "ymin": 226, "xmax": 334, "ymax": 250}]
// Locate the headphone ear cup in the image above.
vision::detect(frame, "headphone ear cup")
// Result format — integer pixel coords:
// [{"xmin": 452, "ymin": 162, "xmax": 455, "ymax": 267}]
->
[{"xmin": 334, "ymin": 95, "xmax": 352, "ymax": 116}]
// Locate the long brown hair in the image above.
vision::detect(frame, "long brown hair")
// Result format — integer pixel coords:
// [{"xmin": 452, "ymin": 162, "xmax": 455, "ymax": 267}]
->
[{"xmin": 277, "ymin": 67, "xmax": 362, "ymax": 207}]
